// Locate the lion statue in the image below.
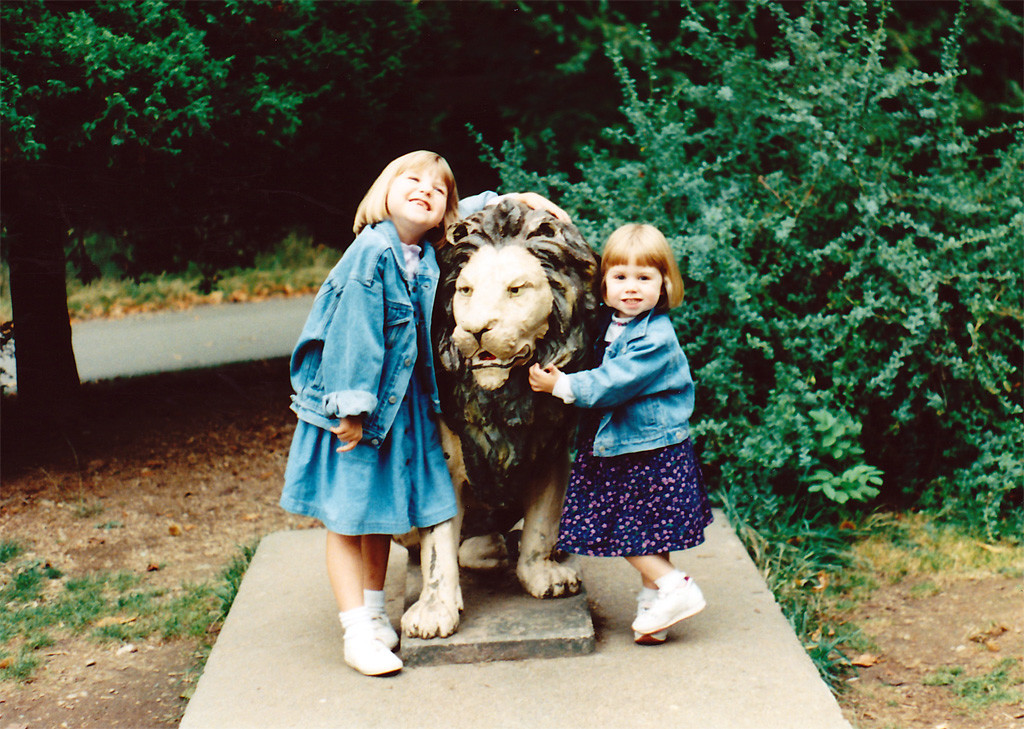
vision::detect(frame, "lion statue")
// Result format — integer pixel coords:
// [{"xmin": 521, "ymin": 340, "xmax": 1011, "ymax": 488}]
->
[{"xmin": 400, "ymin": 199, "xmax": 600, "ymax": 639}]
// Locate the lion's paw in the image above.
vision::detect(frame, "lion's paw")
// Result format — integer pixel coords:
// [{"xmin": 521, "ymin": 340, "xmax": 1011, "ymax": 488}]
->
[
  {"xmin": 517, "ymin": 557, "xmax": 582, "ymax": 599},
  {"xmin": 401, "ymin": 596, "xmax": 460, "ymax": 639},
  {"xmin": 458, "ymin": 533, "xmax": 509, "ymax": 571}
]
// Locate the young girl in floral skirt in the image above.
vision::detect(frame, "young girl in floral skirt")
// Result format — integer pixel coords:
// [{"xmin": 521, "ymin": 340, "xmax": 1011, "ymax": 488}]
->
[{"xmin": 529, "ymin": 223, "xmax": 713, "ymax": 644}]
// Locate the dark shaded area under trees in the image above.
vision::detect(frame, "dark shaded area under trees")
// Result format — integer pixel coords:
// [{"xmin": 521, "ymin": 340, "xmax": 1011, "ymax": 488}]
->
[{"xmin": 2, "ymin": 0, "xmax": 1021, "ymax": 533}]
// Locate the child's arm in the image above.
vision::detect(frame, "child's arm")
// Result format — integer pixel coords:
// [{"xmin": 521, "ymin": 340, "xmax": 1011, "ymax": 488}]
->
[
  {"xmin": 330, "ymin": 416, "xmax": 363, "ymax": 453},
  {"xmin": 562, "ymin": 332, "xmax": 689, "ymax": 410},
  {"xmin": 529, "ymin": 363, "xmax": 576, "ymax": 403},
  {"xmin": 501, "ymin": 192, "xmax": 571, "ymax": 223},
  {"xmin": 314, "ymin": 243, "xmax": 389, "ymax": 427},
  {"xmin": 461, "ymin": 191, "xmax": 571, "ymax": 223},
  {"xmin": 529, "ymin": 363, "xmax": 560, "ymax": 394}
]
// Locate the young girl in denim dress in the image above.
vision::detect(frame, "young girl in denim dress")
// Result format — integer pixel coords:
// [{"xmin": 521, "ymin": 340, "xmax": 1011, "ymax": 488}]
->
[
  {"xmin": 282, "ymin": 150, "xmax": 567, "ymax": 676},
  {"xmin": 529, "ymin": 223, "xmax": 713, "ymax": 645}
]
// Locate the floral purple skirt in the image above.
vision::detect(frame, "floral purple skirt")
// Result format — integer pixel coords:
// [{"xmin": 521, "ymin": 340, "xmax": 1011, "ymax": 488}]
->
[{"xmin": 556, "ymin": 434, "xmax": 713, "ymax": 557}]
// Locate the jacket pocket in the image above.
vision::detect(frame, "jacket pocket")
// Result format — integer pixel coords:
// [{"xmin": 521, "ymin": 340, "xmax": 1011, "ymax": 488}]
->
[
  {"xmin": 632, "ymin": 395, "xmax": 661, "ymax": 428},
  {"xmin": 383, "ymin": 301, "xmax": 414, "ymax": 347}
]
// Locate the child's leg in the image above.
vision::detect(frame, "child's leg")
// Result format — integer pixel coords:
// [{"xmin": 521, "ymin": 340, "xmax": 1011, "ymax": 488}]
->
[
  {"xmin": 326, "ymin": 531, "xmax": 402, "ymax": 675},
  {"xmin": 360, "ymin": 534, "xmax": 391, "ymax": 592},
  {"xmin": 624, "ymin": 552, "xmax": 676, "ymax": 587},
  {"xmin": 626, "ymin": 553, "xmax": 674, "ymax": 644},
  {"xmin": 627, "ymin": 552, "xmax": 705, "ymax": 635},
  {"xmin": 326, "ymin": 531, "xmax": 366, "ymax": 612},
  {"xmin": 360, "ymin": 534, "xmax": 399, "ymax": 650},
  {"xmin": 325, "ymin": 532, "xmax": 391, "ymax": 609}
]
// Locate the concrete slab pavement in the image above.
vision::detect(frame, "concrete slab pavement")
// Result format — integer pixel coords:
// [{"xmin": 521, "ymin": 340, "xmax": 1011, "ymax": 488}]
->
[{"xmin": 179, "ymin": 512, "xmax": 852, "ymax": 729}]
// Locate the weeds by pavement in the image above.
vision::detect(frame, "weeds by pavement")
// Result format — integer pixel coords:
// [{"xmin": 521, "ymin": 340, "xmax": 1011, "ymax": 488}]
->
[{"xmin": 0, "ymin": 538, "xmax": 256, "ymax": 684}]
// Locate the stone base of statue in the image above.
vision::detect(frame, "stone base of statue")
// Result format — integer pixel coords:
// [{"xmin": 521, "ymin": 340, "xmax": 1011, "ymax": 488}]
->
[{"xmin": 400, "ymin": 562, "xmax": 595, "ymax": 667}]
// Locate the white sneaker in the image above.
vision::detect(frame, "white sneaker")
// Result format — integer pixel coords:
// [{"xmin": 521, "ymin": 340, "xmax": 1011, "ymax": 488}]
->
[
  {"xmin": 344, "ymin": 634, "xmax": 403, "ymax": 676},
  {"xmin": 372, "ymin": 613, "xmax": 400, "ymax": 650},
  {"xmin": 633, "ymin": 597, "xmax": 669, "ymax": 645},
  {"xmin": 631, "ymin": 578, "xmax": 705, "ymax": 635}
]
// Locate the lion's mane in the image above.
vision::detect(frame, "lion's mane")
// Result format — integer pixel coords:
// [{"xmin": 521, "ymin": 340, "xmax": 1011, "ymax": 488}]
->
[{"xmin": 434, "ymin": 200, "xmax": 600, "ymax": 536}]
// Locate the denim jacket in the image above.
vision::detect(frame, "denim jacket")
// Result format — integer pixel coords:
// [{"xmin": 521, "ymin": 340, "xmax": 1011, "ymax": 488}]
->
[
  {"xmin": 565, "ymin": 308, "xmax": 694, "ymax": 457},
  {"xmin": 288, "ymin": 192, "xmax": 495, "ymax": 446}
]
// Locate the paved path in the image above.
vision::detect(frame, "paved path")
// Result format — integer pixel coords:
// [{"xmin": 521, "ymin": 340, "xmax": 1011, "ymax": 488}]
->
[
  {"xmin": 180, "ymin": 514, "xmax": 852, "ymax": 729},
  {"xmin": 0, "ymin": 295, "xmax": 315, "ymax": 388}
]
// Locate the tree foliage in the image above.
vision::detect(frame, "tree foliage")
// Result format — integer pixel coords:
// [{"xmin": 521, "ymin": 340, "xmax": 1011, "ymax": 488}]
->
[
  {"xmin": 1, "ymin": 0, "xmax": 1020, "ymax": 533},
  {"xmin": 486, "ymin": 0, "xmax": 1023, "ymax": 536}
]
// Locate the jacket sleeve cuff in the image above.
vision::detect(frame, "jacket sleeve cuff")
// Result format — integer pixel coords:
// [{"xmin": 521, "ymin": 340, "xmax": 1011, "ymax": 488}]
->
[
  {"xmin": 322, "ymin": 391, "xmax": 377, "ymax": 420},
  {"xmin": 552, "ymin": 373, "xmax": 576, "ymax": 404},
  {"xmin": 458, "ymin": 191, "xmax": 497, "ymax": 217}
]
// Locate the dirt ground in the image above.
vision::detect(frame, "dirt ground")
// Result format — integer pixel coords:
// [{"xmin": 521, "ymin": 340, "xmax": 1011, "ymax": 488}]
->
[{"xmin": 1, "ymin": 359, "xmax": 1021, "ymax": 729}]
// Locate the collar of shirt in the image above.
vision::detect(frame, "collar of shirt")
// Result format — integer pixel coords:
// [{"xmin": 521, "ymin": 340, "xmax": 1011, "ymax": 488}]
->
[
  {"xmin": 605, "ymin": 313, "xmax": 636, "ymax": 342},
  {"xmin": 402, "ymin": 242, "xmax": 422, "ymax": 277}
]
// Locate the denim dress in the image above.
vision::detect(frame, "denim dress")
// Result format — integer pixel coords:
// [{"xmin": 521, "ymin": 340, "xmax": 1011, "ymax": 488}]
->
[
  {"xmin": 280, "ymin": 194, "xmax": 496, "ymax": 536},
  {"xmin": 280, "ymin": 270, "xmax": 456, "ymax": 535}
]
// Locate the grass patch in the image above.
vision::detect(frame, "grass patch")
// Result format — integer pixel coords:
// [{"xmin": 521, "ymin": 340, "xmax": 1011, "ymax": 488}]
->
[
  {"xmin": 0, "ymin": 541, "xmax": 25, "ymax": 564},
  {"xmin": 0, "ymin": 542, "xmax": 258, "ymax": 684},
  {"xmin": 924, "ymin": 658, "xmax": 1024, "ymax": 713},
  {"xmin": 80, "ymin": 235, "xmax": 334, "ymax": 322},
  {"xmin": 1, "ymin": 234, "xmax": 339, "ymax": 323},
  {"xmin": 71, "ymin": 498, "xmax": 105, "ymax": 519},
  {"xmin": 2, "ymin": 233, "xmax": 342, "ymax": 325},
  {"xmin": 847, "ymin": 513, "xmax": 1024, "ymax": 586},
  {"xmin": 721, "ymin": 492, "xmax": 1023, "ymax": 696}
]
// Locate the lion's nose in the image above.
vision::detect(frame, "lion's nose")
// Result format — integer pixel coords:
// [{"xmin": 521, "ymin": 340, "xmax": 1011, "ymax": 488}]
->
[{"xmin": 459, "ymin": 311, "xmax": 498, "ymax": 339}]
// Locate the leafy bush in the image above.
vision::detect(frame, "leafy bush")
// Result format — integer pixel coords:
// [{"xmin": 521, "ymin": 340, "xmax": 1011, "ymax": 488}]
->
[{"xmin": 485, "ymin": 0, "xmax": 1022, "ymax": 537}]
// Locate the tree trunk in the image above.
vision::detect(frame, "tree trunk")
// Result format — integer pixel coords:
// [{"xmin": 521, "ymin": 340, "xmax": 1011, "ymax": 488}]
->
[{"xmin": 6, "ymin": 181, "xmax": 80, "ymax": 416}]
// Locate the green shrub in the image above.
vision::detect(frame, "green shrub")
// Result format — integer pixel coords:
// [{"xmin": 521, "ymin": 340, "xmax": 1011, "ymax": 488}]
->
[{"xmin": 486, "ymin": 0, "xmax": 1022, "ymax": 536}]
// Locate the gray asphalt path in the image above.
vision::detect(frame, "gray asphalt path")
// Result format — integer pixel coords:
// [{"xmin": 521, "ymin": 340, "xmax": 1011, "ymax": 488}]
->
[{"xmin": 0, "ymin": 295, "xmax": 315, "ymax": 389}]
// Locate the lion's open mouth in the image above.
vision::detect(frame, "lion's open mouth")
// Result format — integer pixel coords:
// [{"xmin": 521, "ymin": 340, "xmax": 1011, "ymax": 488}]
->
[{"xmin": 471, "ymin": 345, "xmax": 532, "ymax": 370}]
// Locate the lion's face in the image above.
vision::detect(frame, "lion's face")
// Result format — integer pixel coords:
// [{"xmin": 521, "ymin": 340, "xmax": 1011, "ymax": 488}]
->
[
  {"xmin": 450, "ymin": 245, "xmax": 554, "ymax": 390},
  {"xmin": 436, "ymin": 199, "xmax": 600, "ymax": 396}
]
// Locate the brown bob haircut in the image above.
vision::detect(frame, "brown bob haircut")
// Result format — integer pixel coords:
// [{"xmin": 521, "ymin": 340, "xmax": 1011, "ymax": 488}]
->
[{"xmin": 600, "ymin": 223, "xmax": 685, "ymax": 310}]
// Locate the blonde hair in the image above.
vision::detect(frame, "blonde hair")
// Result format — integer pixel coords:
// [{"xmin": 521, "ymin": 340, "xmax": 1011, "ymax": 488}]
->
[
  {"xmin": 352, "ymin": 151, "xmax": 460, "ymax": 240},
  {"xmin": 600, "ymin": 223, "xmax": 684, "ymax": 309}
]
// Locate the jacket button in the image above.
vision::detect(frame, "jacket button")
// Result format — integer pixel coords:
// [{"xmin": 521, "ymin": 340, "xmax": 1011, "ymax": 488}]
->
[
  {"xmin": 389, "ymin": 396, "xmax": 397, "ymax": 404},
  {"xmin": 371, "ymin": 438, "xmax": 380, "ymax": 445},
  {"xmin": 404, "ymin": 358, "xmax": 411, "ymax": 366}
]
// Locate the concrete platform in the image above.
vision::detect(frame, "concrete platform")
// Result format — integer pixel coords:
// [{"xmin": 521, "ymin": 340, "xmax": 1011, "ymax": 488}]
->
[
  {"xmin": 179, "ymin": 512, "xmax": 852, "ymax": 729},
  {"xmin": 401, "ymin": 565, "xmax": 594, "ymax": 667}
]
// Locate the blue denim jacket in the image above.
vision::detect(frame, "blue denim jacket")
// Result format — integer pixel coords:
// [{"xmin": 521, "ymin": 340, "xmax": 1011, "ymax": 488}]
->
[
  {"xmin": 565, "ymin": 309, "xmax": 694, "ymax": 457},
  {"xmin": 289, "ymin": 192, "xmax": 495, "ymax": 446}
]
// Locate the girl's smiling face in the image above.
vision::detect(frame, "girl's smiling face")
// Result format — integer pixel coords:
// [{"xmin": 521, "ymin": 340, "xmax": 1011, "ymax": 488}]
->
[
  {"xmin": 603, "ymin": 261, "xmax": 664, "ymax": 317},
  {"xmin": 386, "ymin": 166, "xmax": 449, "ymax": 243}
]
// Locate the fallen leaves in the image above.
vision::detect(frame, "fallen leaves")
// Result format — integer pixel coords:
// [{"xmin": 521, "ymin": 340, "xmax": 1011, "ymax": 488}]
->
[
  {"xmin": 93, "ymin": 615, "xmax": 137, "ymax": 629},
  {"xmin": 852, "ymin": 653, "xmax": 883, "ymax": 667}
]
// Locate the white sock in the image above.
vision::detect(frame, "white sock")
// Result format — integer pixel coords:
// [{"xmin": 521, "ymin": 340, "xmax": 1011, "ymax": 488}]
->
[
  {"xmin": 339, "ymin": 607, "xmax": 373, "ymax": 639},
  {"xmin": 637, "ymin": 586, "xmax": 659, "ymax": 603},
  {"xmin": 363, "ymin": 589, "xmax": 386, "ymax": 616},
  {"xmin": 655, "ymin": 569, "xmax": 687, "ymax": 592}
]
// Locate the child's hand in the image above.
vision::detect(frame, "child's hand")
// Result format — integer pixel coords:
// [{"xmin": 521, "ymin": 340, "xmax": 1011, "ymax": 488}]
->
[
  {"xmin": 512, "ymin": 192, "xmax": 571, "ymax": 224},
  {"xmin": 330, "ymin": 416, "xmax": 363, "ymax": 452},
  {"xmin": 529, "ymin": 363, "xmax": 561, "ymax": 393}
]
